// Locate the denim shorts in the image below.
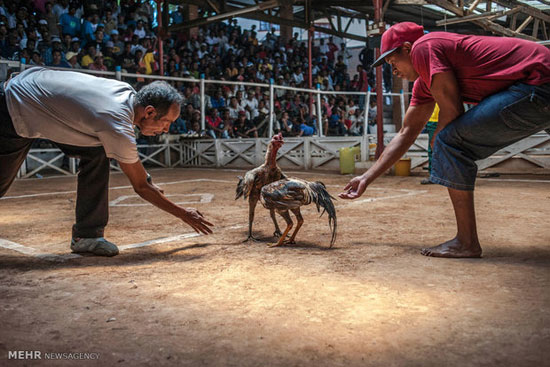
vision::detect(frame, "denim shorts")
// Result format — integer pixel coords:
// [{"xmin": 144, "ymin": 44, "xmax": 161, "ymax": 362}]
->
[{"xmin": 430, "ymin": 82, "xmax": 550, "ymax": 191}]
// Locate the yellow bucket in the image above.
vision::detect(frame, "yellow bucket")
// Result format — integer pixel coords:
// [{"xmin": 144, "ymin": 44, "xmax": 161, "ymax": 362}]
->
[
  {"xmin": 339, "ymin": 146, "xmax": 359, "ymax": 175},
  {"xmin": 394, "ymin": 157, "xmax": 411, "ymax": 176}
]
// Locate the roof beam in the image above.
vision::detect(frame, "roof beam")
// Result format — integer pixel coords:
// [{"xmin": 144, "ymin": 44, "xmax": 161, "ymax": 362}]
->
[
  {"xmin": 490, "ymin": 0, "xmax": 550, "ymax": 22},
  {"xmin": 436, "ymin": 6, "xmax": 521, "ymax": 26},
  {"xmin": 426, "ymin": 0, "xmax": 540, "ymax": 40},
  {"xmin": 169, "ymin": 0, "xmax": 280, "ymax": 31}
]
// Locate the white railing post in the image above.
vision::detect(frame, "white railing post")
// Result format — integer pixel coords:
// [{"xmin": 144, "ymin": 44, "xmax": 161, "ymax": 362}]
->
[
  {"xmin": 164, "ymin": 135, "xmax": 171, "ymax": 167},
  {"xmin": 20, "ymin": 58, "xmax": 26, "ymax": 72},
  {"xmin": 115, "ymin": 65, "xmax": 122, "ymax": 81},
  {"xmin": 200, "ymin": 74, "xmax": 206, "ymax": 131},
  {"xmin": 268, "ymin": 79, "xmax": 274, "ymax": 138},
  {"xmin": 316, "ymin": 84, "xmax": 323, "ymax": 137},
  {"xmin": 363, "ymin": 87, "xmax": 371, "ymax": 137}
]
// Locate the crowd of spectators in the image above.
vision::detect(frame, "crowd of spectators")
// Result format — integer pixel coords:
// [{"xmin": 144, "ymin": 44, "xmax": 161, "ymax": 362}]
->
[{"xmin": 0, "ymin": 0, "xmax": 380, "ymax": 140}]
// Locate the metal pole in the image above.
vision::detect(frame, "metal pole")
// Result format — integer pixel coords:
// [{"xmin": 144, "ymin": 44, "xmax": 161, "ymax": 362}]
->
[
  {"xmin": 268, "ymin": 80, "xmax": 274, "ymax": 138},
  {"xmin": 115, "ymin": 65, "xmax": 122, "ymax": 80},
  {"xmin": 20, "ymin": 58, "xmax": 26, "ymax": 72},
  {"xmin": 200, "ymin": 75, "xmax": 205, "ymax": 131},
  {"xmin": 156, "ymin": 0, "xmax": 164, "ymax": 77},
  {"xmin": 308, "ymin": 27, "xmax": 313, "ymax": 117},
  {"xmin": 306, "ymin": 0, "xmax": 313, "ymax": 117},
  {"xmin": 363, "ymin": 87, "xmax": 371, "ymax": 137},
  {"xmin": 375, "ymin": 0, "xmax": 385, "ymax": 159},
  {"xmin": 316, "ymin": 84, "xmax": 323, "ymax": 136}
]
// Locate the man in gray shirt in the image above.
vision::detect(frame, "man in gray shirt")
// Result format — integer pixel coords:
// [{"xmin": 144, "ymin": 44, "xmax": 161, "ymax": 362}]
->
[{"xmin": 1, "ymin": 67, "xmax": 213, "ymax": 256}]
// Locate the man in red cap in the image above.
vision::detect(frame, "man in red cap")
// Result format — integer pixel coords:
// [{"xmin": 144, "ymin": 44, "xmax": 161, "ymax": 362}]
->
[{"xmin": 340, "ymin": 22, "xmax": 550, "ymax": 258}]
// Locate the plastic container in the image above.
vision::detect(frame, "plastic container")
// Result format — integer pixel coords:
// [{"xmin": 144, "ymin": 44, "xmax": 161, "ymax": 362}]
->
[
  {"xmin": 339, "ymin": 147, "xmax": 356, "ymax": 174},
  {"xmin": 394, "ymin": 157, "xmax": 411, "ymax": 176}
]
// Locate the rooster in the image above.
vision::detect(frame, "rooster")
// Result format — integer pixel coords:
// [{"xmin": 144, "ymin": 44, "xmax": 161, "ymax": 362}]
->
[
  {"xmin": 236, "ymin": 133, "xmax": 286, "ymax": 241},
  {"xmin": 260, "ymin": 178, "xmax": 337, "ymax": 248}
]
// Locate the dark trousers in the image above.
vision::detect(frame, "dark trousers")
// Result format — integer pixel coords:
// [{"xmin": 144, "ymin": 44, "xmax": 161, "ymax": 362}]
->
[{"xmin": 0, "ymin": 86, "xmax": 110, "ymax": 238}]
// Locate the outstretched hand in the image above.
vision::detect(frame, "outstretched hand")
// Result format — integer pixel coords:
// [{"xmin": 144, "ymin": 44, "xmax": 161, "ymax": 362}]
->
[
  {"xmin": 339, "ymin": 176, "xmax": 368, "ymax": 199},
  {"xmin": 180, "ymin": 208, "xmax": 214, "ymax": 235}
]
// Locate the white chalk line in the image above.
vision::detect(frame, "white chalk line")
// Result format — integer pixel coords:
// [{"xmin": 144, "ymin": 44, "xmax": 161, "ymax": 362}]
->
[
  {"xmin": 109, "ymin": 193, "xmax": 214, "ymax": 207},
  {"xmin": 0, "ymin": 179, "xmax": 232, "ymax": 200},
  {"xmin": 0, "ymin": 224, "xmax": 246, "ymax": 262}
]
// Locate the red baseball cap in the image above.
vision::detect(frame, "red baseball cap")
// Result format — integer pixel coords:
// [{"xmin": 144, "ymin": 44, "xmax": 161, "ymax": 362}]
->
[{"xmin": 372, "ymin": 22, "xmax": 425, "ymax": 67}]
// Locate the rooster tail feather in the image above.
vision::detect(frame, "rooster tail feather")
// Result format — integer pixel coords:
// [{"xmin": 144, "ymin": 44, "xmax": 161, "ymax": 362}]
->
[
  {"xmin": 235, "ymin": 176, "xmax": 245, "ymax": 200},
  {"xmin": 308, "ymin": 181, "xmax": 337, "ymax": 247}
]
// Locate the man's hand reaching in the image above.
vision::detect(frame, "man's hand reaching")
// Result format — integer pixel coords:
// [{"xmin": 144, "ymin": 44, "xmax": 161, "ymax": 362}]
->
[
  {"xmin": 339, "ymin": 176, "xmax": 368, "ymax": 199},
  {"xmin": 179, "ymin": 208, "xmax": 214, "ymax": 235}
]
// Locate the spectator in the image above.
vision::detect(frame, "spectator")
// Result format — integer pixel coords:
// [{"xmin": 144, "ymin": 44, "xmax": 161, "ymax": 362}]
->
[
  {"xmin": 169, "ymin": 116, "xmax": 187, "ymax": 134},
  {"xmin": 59, "ymin": 4, "xmax": 79, "ymax": 37},
  {"xmin": 295, "ymin": 117, "xmax": 316, "ymax": 137},
  {"xmin": 233, "ymin": 111, "xmax": 257, "ymax": 138},
  {"xmin": 279, "ymin": 111, "xmax": 293, "ymax": 137},
  {"xmin": 205, "ymin": 108, "xmax": 229, "ymax": 139},
  {"xmin": 65, "ymin": 51, "xmax": 81, "ymax": 68},
  {"xmin": 228, "ymin": 96, "xmax": 245, "ymax": 119},
  {"xmin": 44, "ymin": 2, "xmax": 60, "ymax": 38},
  {"xmin": 80, "ymin": 43, "xmax": 96, "ymax": 68},
  {"xmin": 48, "ymin": 49, "xmax": 70, "ymax": 67},
  {"xmin": 210, "ymin": 89, "xmax": 225, "ymax": 109},
  {"xmin": 88, "ymin": 53, "xmax": 107, "ymax": 71},
  {"xmin": 326, "ymin": 107, "xmax": 346, "ymax": 136}
]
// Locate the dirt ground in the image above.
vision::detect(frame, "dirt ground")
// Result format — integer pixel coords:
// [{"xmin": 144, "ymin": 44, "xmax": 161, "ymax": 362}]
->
[{"xmin": 0, "ymin": 168, "xmax": 549, "ymax": 366}]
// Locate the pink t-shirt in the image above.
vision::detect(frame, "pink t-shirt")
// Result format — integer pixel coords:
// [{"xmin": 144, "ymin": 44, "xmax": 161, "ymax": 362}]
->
[{"xmin": 410, "ymin": 32, "xmax": 550, "ymax": 106}]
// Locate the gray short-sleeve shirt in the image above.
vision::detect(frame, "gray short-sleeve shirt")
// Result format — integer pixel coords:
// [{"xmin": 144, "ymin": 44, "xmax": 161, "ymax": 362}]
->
[{"xmin": 5, "ymin": 67, "xmax": 139, "ymax": 164}]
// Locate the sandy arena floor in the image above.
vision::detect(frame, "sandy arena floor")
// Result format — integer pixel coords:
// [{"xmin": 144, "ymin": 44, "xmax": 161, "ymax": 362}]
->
[{"xmin": 0, "ymin": 168, "xmax": 549, "ymax": 366}]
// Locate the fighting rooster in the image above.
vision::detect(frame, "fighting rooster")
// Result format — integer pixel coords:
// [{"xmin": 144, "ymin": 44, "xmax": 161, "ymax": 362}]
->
[
  {"xmin": 236, "ymin": 133, "xmax": 286, "ymax": 241},
  {"xmin": 260, "ymin": 178, "xmax": 337, "ymax": 248}
]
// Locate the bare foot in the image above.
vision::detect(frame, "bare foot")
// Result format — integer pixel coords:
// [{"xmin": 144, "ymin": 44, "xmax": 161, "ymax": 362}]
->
[{"xmin": 421, "ymin": 237, "xmax": 482, "ymax": 258}]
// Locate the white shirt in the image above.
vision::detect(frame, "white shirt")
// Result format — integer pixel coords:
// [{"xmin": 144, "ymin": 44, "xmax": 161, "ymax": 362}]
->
[{"xmin": 6, "ymin": 67, "xmax": 139, "ymax": 163}]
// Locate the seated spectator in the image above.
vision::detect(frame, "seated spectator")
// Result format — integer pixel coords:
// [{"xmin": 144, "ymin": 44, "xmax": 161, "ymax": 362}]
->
[
  {"xmin": 233, "ymin": 111, "xmax": 257, "ymax": 138},
  {"xmin": 206, "ymin": 108, "xmax": 229, "ymax": 139},
  {"xmin": 80, "ymin": 43, "xmax": 96, "ymax": 68},
  {"xmin": 348, "ymin": 109, "xmax": 364, "ymax": 136},
  {"xmin": 279, "ymin": 111, "xmax": 294, "ymax": 137},
  {"xmin": 210, "ymin": 89, "xmax": 226, "ymax": 109},
  {"xmin": 48, "ymin": 49, "xmax": 70, "ymax": 68},
  {"xmin": 88, "ymin": 53, "xmax": 107, "ymax": 71},
  {"xmin": 241, "ymin": 89, "xmax": 258, "ymax": 118},
  {"xmin": 220, "ymin": 109, "xmax": 235, "ymax": 138},
  {"xmin": 169, "ymin": 117, "xmax": 187, "ymax": 134},
  {"xmin": 65, "ymin": 51, "xmax": 81, "ymax": 69},
  {"xmin": 30, "ymin": 50, "xmax": 45, "ymax": 65},
  {"xmin": 295, "ymin": 117, "xmax": 316, "ymax": 137},
  {"xmin": 228, "ymin": 96, "xmax": 245, "ymax": 119},
  {"xmin": 326, "ymin": 107, "xmax": 346, "ymax": 136}
]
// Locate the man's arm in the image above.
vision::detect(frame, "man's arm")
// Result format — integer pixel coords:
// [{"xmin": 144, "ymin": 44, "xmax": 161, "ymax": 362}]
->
[
  {"xmin": 339, "ymin": 102, "xmax": 435, "ymax": 199},
  {"xmin": 118, "ymin": 160, "xmax": 213, "ymax": 234},
  {"xmin": 429, "ymin": 71, "xmax": 464, "ymax": 145}
]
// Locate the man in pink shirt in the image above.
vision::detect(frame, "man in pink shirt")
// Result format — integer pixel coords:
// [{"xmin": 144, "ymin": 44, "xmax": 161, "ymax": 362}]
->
[{"xmin": 340, "ymin": 22, "xmax": 550, "ymax": 258}]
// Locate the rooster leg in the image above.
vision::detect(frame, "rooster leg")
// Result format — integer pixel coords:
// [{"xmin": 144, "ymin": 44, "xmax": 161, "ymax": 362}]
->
[
  {"xmin": 243, "ymin": 196, "xmax": 260, "ymax": 242},
  {"xmin": 286, "ymin": 208, "xmax": 304, "ymax": 245},
  {"xmin": 270, "ymin": 209, "xmax": 282, "ymax": 237},
  {"xmin": 269, "ymin": 210, "xmax": 293, "ymax": 247}
]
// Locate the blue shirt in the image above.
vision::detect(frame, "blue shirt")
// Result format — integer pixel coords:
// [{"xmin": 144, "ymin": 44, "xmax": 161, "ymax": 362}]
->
[
  {"xmin": 59, "ymin": 14, "xmax": 80, "ymax": 36},
  {"xmin": 300, "ymin": 124, "xmax": 315, "ymax": 136}
]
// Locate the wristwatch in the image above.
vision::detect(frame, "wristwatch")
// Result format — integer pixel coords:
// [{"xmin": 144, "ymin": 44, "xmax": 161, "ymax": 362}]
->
[{"xmin": 146, "ymin": 173, "xmax": 152, "ymax": 184}]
